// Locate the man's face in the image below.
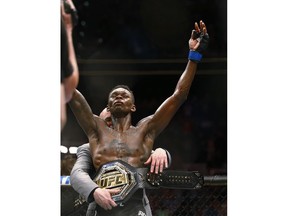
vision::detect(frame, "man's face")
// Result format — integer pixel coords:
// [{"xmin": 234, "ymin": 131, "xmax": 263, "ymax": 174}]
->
[{"xmin": 108, "ymin": 88, "xmax": 135, "ymax": 117}]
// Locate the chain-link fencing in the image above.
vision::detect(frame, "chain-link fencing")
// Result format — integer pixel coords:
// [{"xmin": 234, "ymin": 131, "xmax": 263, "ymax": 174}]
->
[{"xmin": 61, "ymin": 176, "xmax": 227, "ymax": 216}]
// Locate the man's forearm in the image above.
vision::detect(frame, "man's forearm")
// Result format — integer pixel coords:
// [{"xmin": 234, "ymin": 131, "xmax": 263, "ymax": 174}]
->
[
  {"xmin": 63, "ymin": 28, "xmax": 79, "ymax": 102},
  {"xmin": 174, "ymin": 60, "xmax": 198, "ymax": 102}
]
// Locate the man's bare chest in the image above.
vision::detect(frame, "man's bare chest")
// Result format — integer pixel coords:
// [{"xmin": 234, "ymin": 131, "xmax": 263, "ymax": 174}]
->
[
  {"xmin": 99, "ymin": 136, "xmax": 143, "ymax": 155},
  {"xmin": 90, "ymin": 128, "xmax": 152, "ymax": 168}
]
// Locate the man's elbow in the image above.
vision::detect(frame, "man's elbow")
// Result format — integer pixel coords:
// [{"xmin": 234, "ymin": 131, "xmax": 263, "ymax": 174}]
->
[
  {"xmin": 173, "ymin": 89, "xmax": 188, "ymax": 104},
  {"xmin": 70, "ymin": 167, "xmax": 80, "ymax": 185}
]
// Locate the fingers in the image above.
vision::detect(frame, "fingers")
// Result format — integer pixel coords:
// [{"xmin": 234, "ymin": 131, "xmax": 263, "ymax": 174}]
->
[
  {"xmin": 152, "ymin": 158, "xmax": 167, "ymax": 174},
  {"xmin": 203, "ymin": 27, "xmax": 207, "ymax": 35},
  {"xmin": 194, "ymin": 22, "xmax": 200, "ymax": 33},
  {"xmin": 200, "ymin": 20, "xmax": 207, "ymax": 35},
  {"xmin": 146, "ymin": 148, "xmax": 169, "ymax": 173},
  {"xmin": 157, "ymin": 158, "xmax": 168, "ymax": 173},
  {"xmin": 107, "ymin": 189, "xmax": 120, "ymax": 208},
  {"xmin": 108, "ymin": 188, "xmax": 121, "ymax": 195},
  {"xmin": 144, "ymin": 156, "xmax": 152, "ymax": 165},
  {"xmin": 200, "ymin": 20, "xmax": 204, "ymax": 30},
  {"xmin": 150, "ymin": 159, "xmax": 156, "ymax": 173},
  {"xmin": 104, "ymin": 199, "xmax": 117, "ymax": 210},
  {"xmin": 159, "ymin": 161, "xmax": 164, "ymax": 173},
  {"xmin": 95, "ymin": 188, "xmax": 119, "ymax": 210},
  {"xmin": 154, "ymin": 160, "xmax": 160, "ymax": 174},
  {"xmin": 109, "ymin": 200, "xmax": 118, "ymax": 208},
  {"xmin": 149, "ymin": 158, "xmax": 164, "ymax": 173},
  {"xmin": 191, "ymin": 29, "xmax": 198, "ymax": 40},
  {"xmin": 164, "ymin": 157, "xmax": 168, "ymax": 169},
  {"xmin": 194, "ymin": 20, "xmax": 208, "ymax": 35},
  {"xmin": 103, "ymin": 189, "xmax": 118, "ymax": 210}
]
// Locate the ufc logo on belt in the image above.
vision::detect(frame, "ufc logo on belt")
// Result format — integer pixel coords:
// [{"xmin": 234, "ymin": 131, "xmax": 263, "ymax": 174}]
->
[{"xmin": 96, "ymin": 171, "xmax": 128, "ymax": 188}]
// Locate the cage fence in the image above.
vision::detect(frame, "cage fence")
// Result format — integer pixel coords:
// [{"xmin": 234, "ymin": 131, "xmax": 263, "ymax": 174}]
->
[{"xmin": 61, "ymin": 176, "xmax": 227, "ymax": 216}]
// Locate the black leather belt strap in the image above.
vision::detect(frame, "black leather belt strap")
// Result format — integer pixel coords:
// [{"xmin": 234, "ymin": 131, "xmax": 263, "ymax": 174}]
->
[
  {"xmin": 93, "ymin": 160, "xmax": 204, "ymax": 204},
  {"xmin": 145, "ymin": 170, "xmax": 203, "ymax": 190}
]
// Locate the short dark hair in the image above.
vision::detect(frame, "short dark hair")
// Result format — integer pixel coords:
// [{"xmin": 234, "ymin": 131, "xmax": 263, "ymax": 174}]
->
[{"xmin": 109, "ymin": 85, "xmax": 135, "ymax": 103}]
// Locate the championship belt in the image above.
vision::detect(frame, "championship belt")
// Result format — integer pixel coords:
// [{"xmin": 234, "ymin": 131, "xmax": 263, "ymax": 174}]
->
[{"xmin": 93, "ymin": 160, "xmax": 204, "ymax": 204}]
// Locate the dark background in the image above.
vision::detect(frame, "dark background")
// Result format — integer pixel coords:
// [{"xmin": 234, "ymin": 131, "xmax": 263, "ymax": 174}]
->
[
  {"xmin": 61, "ymin": 0, "xmax": 227, "ymax": 174},
  {"xmin": 72, "ymin": 0, "xmax": 227, "ymax": 59}
]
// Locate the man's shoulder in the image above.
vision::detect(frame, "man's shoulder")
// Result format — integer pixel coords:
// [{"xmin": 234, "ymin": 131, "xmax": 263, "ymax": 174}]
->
[
  {"xmin": 79, "ymin": 143, "xmax": 90, "ymax": 150},
  {"xmin": 136, "ymin": 115, "xmax": 153, "ymax": 126}
]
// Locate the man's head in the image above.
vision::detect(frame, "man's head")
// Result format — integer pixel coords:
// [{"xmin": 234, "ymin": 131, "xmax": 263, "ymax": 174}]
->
[
  {"xmin": 108, "ymin": 85, "xmax": 135, "ymax": 103},
  {"xmin": 99, "ymin": 107, "xmax": 112, "ymax": 127},
  {"xmin": 107, "ymin": 85, "xmax": 136, "ymax": 117}
]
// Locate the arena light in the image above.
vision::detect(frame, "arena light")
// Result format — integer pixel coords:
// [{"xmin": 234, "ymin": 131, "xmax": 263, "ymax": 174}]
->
[
  {"xmin": 60, "ymin": 145, "xmax": 68, "ymax": 154},
  {"xmin": 69, "ymin": 146, "xmax": 78, "ymax": 154}
]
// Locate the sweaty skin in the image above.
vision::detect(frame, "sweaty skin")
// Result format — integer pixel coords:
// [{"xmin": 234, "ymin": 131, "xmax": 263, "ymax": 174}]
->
[
  {"xmin": 96, "ymin": 107, "xmax": 168, "ymax": 172},
  {"xmin": 72, "ymin": 100, "xmax": 153, "ymax": 169}
]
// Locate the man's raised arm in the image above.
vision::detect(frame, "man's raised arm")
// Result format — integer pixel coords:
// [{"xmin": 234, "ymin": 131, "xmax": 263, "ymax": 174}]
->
[
  {"xmin": 147, "ymin": 20, "xmax": 209, "ymax": 137},
  {"xmin": 69, "ymin": 89, "xmax": 96, "ymax": 136}
]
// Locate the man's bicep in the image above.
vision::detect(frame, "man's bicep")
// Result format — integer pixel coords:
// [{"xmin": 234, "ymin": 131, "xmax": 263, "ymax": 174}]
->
[
  {"xmin": 149, "ymin": 95, "xmax": 181, "ymax": 136},
  {"xmin": 68, "ymin": 89, "xmax": 96, "ymax": 134}
]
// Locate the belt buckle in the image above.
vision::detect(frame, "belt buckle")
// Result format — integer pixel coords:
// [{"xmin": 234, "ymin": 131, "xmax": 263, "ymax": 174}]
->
[{"xmin": 94, "ymin": 160, "xmax": 138, "ymax": 203}]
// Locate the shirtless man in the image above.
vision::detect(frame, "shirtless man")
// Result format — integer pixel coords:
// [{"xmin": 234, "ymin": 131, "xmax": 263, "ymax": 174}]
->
[
  {"xmin": 70, "ymin": 108, "xmax": 172, "ymax": 215},
  {"xmin": 69, "ymin": 20, "xmax": 209, "ymax": 216}
]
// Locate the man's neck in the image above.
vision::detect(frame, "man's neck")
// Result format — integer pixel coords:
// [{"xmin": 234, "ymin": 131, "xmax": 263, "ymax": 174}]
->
[{"xmin": 112, "ymin": 115, "xmax": 132, "ymax": 132}]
